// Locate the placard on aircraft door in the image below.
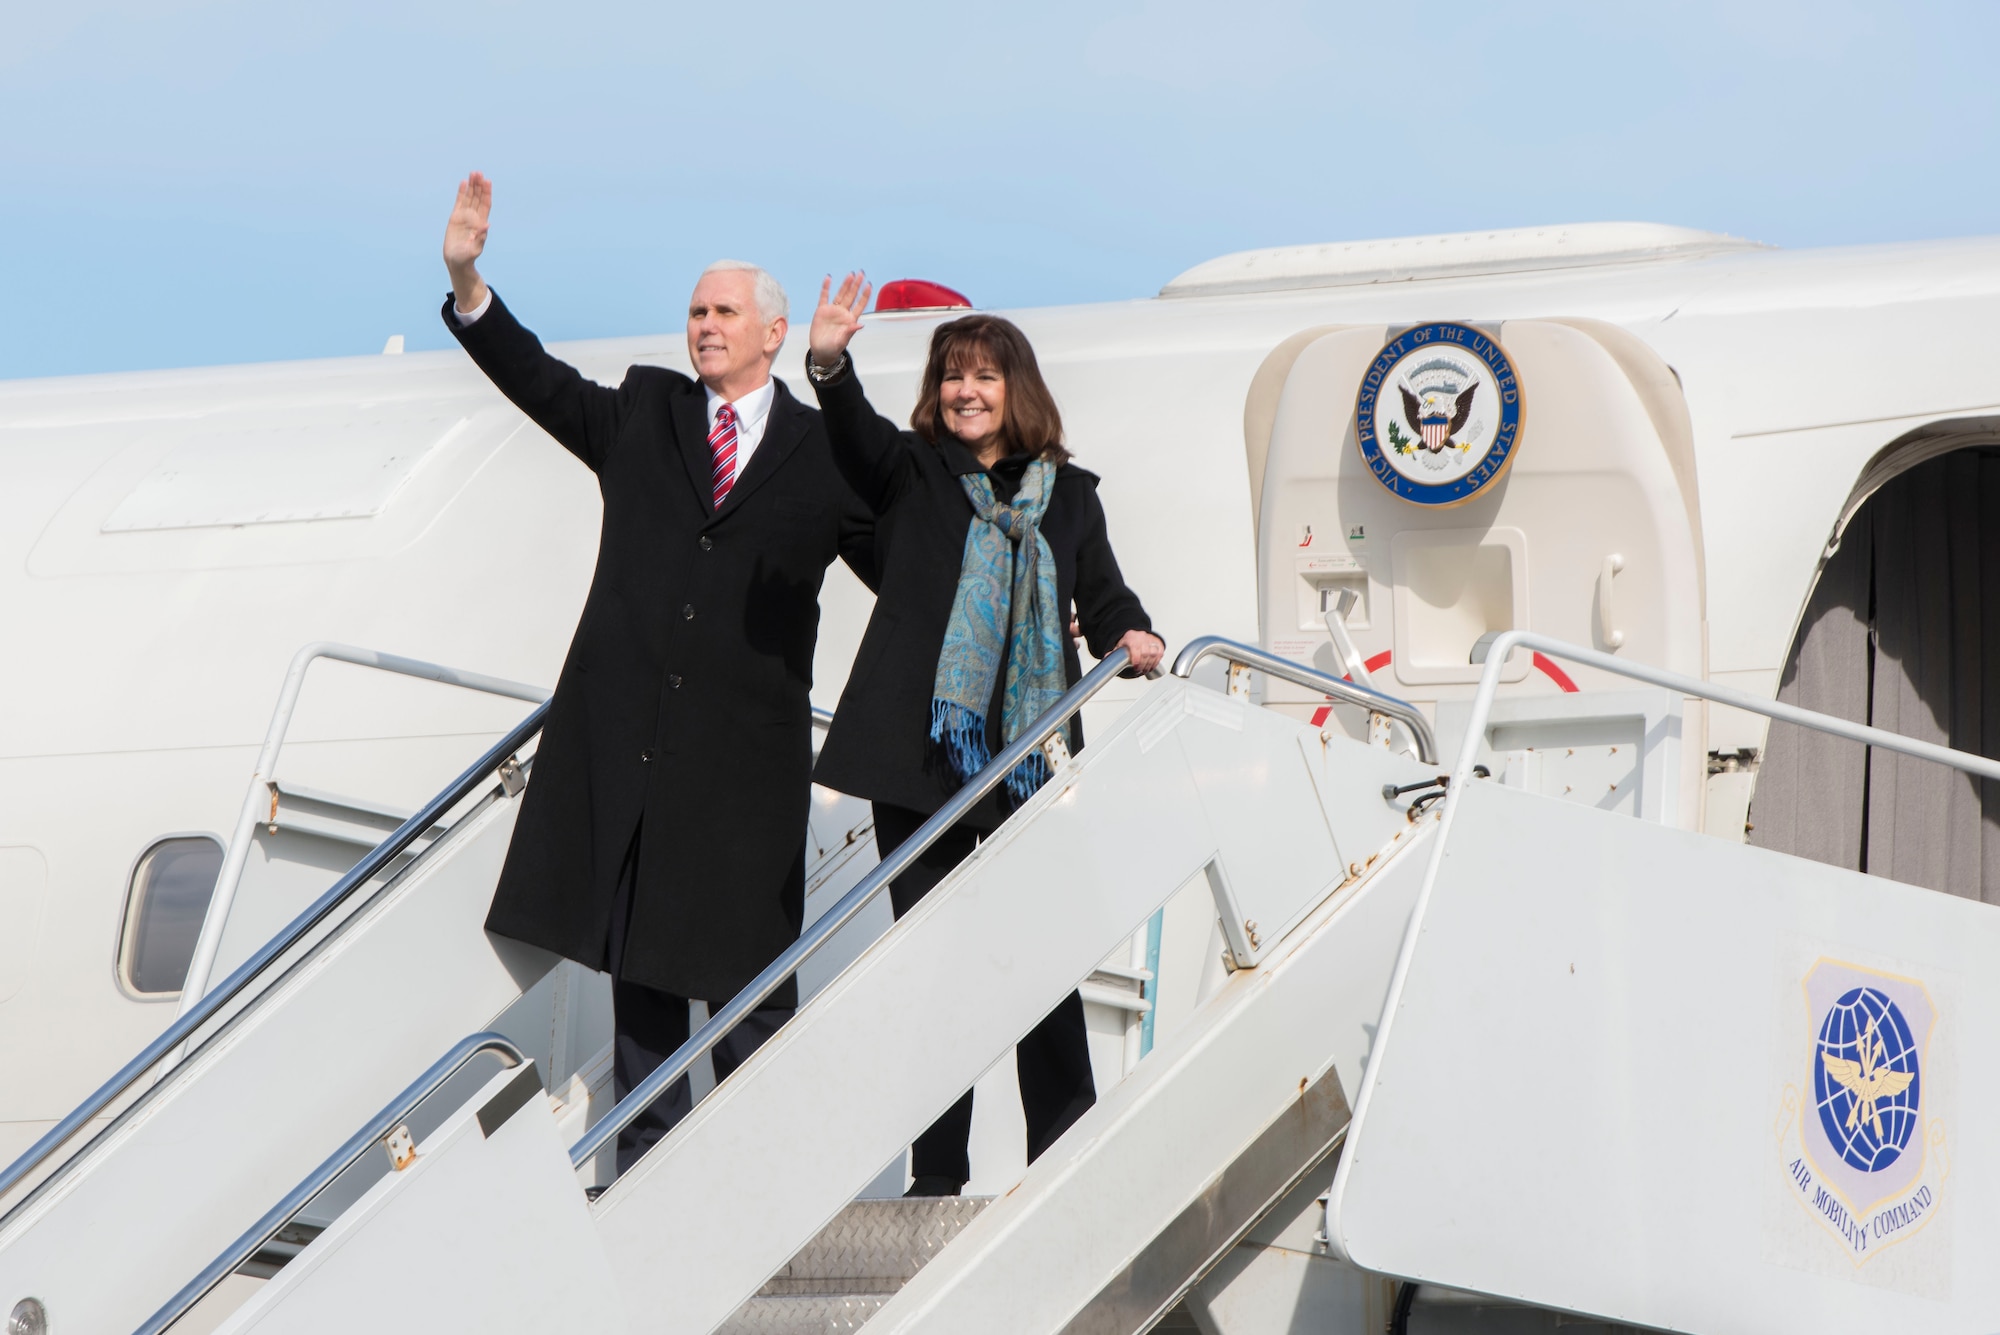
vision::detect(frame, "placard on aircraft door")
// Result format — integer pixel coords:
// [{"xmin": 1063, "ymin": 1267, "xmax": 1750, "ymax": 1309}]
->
[{"xmin": 1251, "ymin": 319, "xmax": 1709, "ymax": 827}]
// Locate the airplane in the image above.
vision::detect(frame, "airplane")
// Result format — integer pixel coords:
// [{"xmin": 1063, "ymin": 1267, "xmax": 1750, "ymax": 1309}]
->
[{"xmin": 1, "ymin": 219, "xmax": 1996, "ymax": 1332}]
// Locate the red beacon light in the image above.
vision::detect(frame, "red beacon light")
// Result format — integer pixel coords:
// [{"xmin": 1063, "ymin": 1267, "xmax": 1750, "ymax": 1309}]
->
[{"xmin": 873, "ymin": 279, "xmax": 972, "ymax": 312}]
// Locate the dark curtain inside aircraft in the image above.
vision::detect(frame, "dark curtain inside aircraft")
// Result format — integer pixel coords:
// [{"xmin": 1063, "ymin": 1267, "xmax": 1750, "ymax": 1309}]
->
[{"xmin": 1751, "ymin": 447, "xmax": 2000, "ymax": 902}]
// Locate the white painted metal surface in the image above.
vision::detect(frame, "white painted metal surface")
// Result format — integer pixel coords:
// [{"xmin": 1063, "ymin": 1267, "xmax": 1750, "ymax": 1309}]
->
[
  {"xmin": 869, "ymin": 818, "xmax": 1434, "ymax": 1335},
  {"xmin": 1183, "ymin": 1172, "xmax": 1397, "ymax": 1335},
  {"xmin": 214, "ymin": 1065, "xmax": 629, "ymax": 1335},
  {"xmin": 1436, "ymin": 688, "xmax": 1683, "ymax": 826},
  {"xmin": 10, "ymin": 225, "xmax": 2000, "ymax": 1177},
  {"xmin": 0, "ymin": 788, "xmax": 554, "ymax": 1335},
  {"xmin": 102, "ymin": 406, "xmax": 469, "ymax": 531},
  {"xmin": 7, "ymin": 223, "xmax": 2000, "ymax": 1335},
  {"xmin": 183, "ymin": 640, "xmax": 548, "ymax": 1017},
  {"xmin": 1161, "ymin": 222, "xmax": 1764, "ymax": 296},
  {"xmin": 1327, "ymin": 778, "xmax": 1999, "ymax": 1332},
  {"xmin": 1255, "ymin": 318, "xmax": 1708, "ymax": 828},
  {"xmin": 168, "ymin": 671, "xmax": 1430, "ymax": 1334},
  {"xmin": 590, "ymin": 678, "xmax": 1431, "ymax": 1335}
]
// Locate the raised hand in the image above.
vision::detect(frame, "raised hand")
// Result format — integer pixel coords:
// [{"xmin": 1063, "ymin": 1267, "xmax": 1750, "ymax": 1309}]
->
[
  {"xmin": 809, "ymin": 271, "xmax": 872, "ymax": 366},
  {"xmin": 443, "ymin": 173, "xmax": 493, "ymax": 312}
]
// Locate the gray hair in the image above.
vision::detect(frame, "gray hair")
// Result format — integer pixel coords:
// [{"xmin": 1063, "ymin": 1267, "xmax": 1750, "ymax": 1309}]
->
[{"xmin": 699, "ymin": 259, "xmax": 789, "ymax": 324}]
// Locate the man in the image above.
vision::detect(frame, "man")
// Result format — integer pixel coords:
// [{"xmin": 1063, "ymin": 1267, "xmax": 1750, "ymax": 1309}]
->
[{"xmin": 441, "ymin": 173, "xmax": 872, "ymax": 1172}]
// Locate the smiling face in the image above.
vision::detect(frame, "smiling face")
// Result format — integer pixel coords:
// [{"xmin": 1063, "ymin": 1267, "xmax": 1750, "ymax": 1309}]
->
[
  {"xmin": 912, "ymin": 315, "xmax": 1067, "ymax": 467},
  {"xmin": 686, "ymin": 269, "xmax": 785, "ymax": 397},
  {"xmin": 940, "ymin": 353, "xmax": 1008, "ymax": 453}
]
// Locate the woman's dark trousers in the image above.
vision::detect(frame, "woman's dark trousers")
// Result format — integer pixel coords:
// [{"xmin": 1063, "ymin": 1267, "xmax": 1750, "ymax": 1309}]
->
[{"xmin": 871, "ymin": 802, "xmax": 1097, "ymax": 1189}]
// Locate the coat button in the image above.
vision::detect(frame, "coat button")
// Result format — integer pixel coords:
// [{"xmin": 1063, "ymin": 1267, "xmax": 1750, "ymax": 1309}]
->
[
  {"xmin": 683, "ymin": 604, "xmax": 695, "ymax": 619},
  {"xmin": 668, "ymin": 674, "xmax": 682, "ymax": 688},
  {"xmin": 640, "ymin": 749, "xmax": 654, "ymax": 762},
  {"xmin": 699, "ymin": 536, "xmax": 713, "ymax": 551}
]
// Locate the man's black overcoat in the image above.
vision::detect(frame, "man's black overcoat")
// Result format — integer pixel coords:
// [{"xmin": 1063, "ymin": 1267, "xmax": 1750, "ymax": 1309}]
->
[{"xmin": 446, "ymin": 292, "xmax": 872, "ymax": 1002}]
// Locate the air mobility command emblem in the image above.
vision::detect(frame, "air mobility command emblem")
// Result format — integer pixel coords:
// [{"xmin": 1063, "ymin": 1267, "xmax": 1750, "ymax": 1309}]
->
[
  {"xmin": 1354, "ymin": 322, "xmax": 1522, "ymax": 506},
  {"xmin": 1776, "ymin": 958, "xmax": 1949, "ymax": 1267}
]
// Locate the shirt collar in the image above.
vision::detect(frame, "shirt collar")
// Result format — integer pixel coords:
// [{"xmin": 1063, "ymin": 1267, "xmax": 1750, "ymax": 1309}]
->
[{"xmin": 705, "ymin": 376, "xmax": 777, "ymax": 432}]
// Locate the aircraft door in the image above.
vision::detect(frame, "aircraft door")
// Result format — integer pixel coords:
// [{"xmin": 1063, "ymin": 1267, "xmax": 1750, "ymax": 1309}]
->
[
  {"xmin": 1751, "ymin": 441, "xmax": 2000, "ymax": 899},
  {"xmin": 1252, "ymin": 319, "xmax": 1707, "ymax": 828}
]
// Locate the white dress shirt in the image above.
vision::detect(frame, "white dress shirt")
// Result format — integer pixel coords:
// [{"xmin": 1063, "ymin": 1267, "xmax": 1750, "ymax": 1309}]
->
[
  {"xmin": 456, "ymin": 292, "xmax": 775, "ymax": 486},
  {"xmin": 704, "ymin": 378, "xmax": 774, "ymax": 485}
]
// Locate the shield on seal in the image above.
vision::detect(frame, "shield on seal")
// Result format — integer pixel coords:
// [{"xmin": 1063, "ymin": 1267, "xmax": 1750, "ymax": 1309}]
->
[{"xmin": 1400, "ymin": 381, "xmax": 1479, "ymax": 454}]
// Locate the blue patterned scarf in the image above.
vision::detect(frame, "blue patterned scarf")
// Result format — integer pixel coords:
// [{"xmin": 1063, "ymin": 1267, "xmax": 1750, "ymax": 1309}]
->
[{"xmin": 927, "ymin": 459, "xmax": 1066, "ymax": 807}]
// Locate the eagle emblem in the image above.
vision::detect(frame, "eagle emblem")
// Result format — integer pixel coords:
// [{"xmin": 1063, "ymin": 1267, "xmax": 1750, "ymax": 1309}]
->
[
  {"xmin": 1353, "ymin": 323, "xmax": 1523, "ymax": 507},
  {"xmin": 1821, "ymin": 1016, "xmax": 1917, "ymax": 1140},
  {"xmin": 1399, "ymin": 381, "xmax": 1478, "ymax": 453}
]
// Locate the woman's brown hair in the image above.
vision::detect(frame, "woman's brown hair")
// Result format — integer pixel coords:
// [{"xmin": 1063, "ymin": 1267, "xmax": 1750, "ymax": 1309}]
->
[{"xmin": 910, "ymin": 314, "xmax": 1070, "ymax": 463}]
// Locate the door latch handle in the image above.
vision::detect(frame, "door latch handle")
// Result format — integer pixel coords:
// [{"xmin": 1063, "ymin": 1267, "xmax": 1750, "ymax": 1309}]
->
[{"xmin": 1598, "ymin": 554, "xmax": 1625, "ymax": 650}]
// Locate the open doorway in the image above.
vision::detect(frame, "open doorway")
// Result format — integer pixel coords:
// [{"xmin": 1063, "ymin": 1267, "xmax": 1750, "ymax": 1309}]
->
[{"xmin": 1751, "ymin": 444, "xmax": 2000, "ymax": 901}]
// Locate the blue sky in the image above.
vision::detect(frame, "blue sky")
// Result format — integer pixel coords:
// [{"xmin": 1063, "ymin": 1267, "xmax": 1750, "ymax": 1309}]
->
[{"xmin": 4, "ymin": 1, "xmax": 1996, "ymax": 380}]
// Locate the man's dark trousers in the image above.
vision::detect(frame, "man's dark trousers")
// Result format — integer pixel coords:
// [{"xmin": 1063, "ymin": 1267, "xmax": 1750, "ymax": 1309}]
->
[{"xmin": 607, "ymin": 823, "xmax": 793, "ymax": 1175}]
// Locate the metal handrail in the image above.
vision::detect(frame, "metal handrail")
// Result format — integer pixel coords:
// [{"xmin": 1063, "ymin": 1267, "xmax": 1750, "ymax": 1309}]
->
[
  {"xmin": 182, "ymin": 642, "xmax": 552, "ymax": 1015},
  {"xmin": 1456, "ymin": 630, "xmax": 2000, "ymax": 794},
  {"xmin": 1346, "ymin": 628, "xmax": 2000, "ymax": 1199},
  {"xmin": 0, "ymin": 703, "xmax": 549, "ymax": 1217},
  {"xmin": 570, "ymin": 646, "xmax": 1138, "ymax": 1168},
  {"xmin": 133, "ymin": 1031, "xmax": 528, "ymax": 1335},
  {"xmin": 1170, "ymin": 635, "xmax": 1437, "ymax": 764}
]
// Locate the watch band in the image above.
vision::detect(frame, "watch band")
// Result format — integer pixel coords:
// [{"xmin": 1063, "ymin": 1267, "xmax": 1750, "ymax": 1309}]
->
[{"xmin": 805, "ymin": 351, "xmax": 850, "ymax": 384}]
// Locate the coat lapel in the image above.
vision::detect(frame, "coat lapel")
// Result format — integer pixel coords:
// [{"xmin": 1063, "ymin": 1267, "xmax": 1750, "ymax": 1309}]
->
[
  {"xmin": 670, "ymin": 379, "xmax": 716, "ymax": 516},
  {"xmin": 714, "ymin": 379, "xmax": 807, "ymax": 519},
  {"xmin": 939, "ymin": 435, "xmax": 987, "ymax": 477}
]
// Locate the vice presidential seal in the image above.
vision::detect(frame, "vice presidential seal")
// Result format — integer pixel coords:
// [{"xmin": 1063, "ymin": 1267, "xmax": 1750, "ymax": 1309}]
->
[{"xmin": 1354, "ymin": 323, "xmax": 1522, "ymax": 506}]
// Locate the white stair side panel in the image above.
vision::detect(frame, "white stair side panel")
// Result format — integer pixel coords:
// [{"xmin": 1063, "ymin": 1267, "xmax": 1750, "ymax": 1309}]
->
[
  {"xmin": 215, "ymin": 1067, "xmax": 628, "ymax": 1335},
  {"xmin": 1330, "ymin": 781, "xmax": 2000, "ymax": 1334},
  {"xmin": 594, "ymin": 682, "xmax": 1219, "ymax": 1333},
  {"xmin": 0, "ymin": 792, "xmax": 554, "ymax": 1335},
  {"xmin": 595, "ymin": 681, "xmax": 1408, "ymax": 1335},
  {"xmin": 867, "ymin": 823, "xmax": 1432, "ymax": 1335}
]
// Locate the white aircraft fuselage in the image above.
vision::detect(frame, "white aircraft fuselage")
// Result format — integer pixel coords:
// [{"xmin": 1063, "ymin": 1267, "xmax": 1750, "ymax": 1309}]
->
[{"xmin": 2, "ymin": 221, "xmax": 1995, "ymax": 1162}]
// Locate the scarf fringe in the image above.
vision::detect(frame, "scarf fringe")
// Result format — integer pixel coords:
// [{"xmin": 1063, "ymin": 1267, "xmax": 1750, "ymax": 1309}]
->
[
  {"xmin": 927, "ymin": 697, "xmax": 1053, "ymax": 810},
  {"xmin": 926, "ymin": 698, "xmax": 991, "ymax": 788}
]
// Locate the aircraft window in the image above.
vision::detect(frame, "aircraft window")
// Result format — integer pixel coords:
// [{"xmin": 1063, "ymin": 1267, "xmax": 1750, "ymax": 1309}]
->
[{"xmin": 119, "ymin": 836, "xmax": 224, "ymax": 996}]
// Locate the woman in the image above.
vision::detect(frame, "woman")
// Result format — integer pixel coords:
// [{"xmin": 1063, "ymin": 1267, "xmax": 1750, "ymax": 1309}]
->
[{"xmin": 806, "ymin": 272, "xmax": 1166, "ymax": 1196}]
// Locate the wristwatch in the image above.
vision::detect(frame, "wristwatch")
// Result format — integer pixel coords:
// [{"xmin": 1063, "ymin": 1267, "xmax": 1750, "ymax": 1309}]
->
[{"xmin": 805, "ymin": 351, "xmax": 850, "ymax": 385}]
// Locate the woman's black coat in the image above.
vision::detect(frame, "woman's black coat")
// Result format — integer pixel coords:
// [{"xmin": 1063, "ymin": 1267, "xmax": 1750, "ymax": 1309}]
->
[
  {"xmin": 808, "ymin": 359, "xmax": 1154, "ymax": 819},
  {"xmin": 446, "ymin": 293, "xmax": 872, "ymax": 1002}
]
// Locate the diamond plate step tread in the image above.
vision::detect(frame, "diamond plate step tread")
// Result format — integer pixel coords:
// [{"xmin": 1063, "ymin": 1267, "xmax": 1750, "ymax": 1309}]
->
[
  {"xmin": 716, "ymin": 1294, "xmax": 891, "ymax": 1335},
  {"xmin": 757, "ymin": 1197, "xmax": 992, "ymax": 1295},
  {"xmin": 714, "ymin": 1293, "xmax": 1208, "ymax": 1335}
]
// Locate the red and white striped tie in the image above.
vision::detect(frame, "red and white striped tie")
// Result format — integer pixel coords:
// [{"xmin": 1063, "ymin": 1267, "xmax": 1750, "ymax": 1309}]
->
[{"xmin": 709, "ymin": 402, "xmax": 739, "ymax": 508}]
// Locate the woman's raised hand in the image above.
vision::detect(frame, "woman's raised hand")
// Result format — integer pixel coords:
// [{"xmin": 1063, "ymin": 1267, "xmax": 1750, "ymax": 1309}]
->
[
  {"xmin": 810, "ymin": 271, "xmax": 873, "ymax": 366},
  {"xmin": 1117, "ymin": 629, "xmax": 1167, "ymax": 676},
  {"xmin": 443, "ymin": 173, "xmax": 493, "ymax": 312}
]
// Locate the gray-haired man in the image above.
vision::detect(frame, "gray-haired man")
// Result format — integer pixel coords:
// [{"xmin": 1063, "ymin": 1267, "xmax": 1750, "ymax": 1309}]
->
[{"xmin": 442, "ymin": 173, "xmax": 874, "ymax": 1172}]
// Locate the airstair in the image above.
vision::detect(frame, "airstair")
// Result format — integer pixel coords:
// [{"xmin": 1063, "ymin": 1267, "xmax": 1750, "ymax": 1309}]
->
[{"xmin": 4, "ymin": 625, "xmax": 1998, "ymax": 1335}]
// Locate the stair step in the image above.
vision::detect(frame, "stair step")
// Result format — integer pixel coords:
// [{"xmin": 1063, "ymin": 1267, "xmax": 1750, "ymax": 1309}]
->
[
  {"xmin": 717, "ymin": 1293, "xmax": 1206, "ymax": 1334},
  {"xmin": 717, "ymin": 1294, "xmax": 893, "ymax": 1335},
  {"xmin": 757, "ymin": 1197, "xmax": 991, "ymax": 1295},
  {"xmin": 715, "ymin": 1197, "xmax": 989, "ymax": 1333}
]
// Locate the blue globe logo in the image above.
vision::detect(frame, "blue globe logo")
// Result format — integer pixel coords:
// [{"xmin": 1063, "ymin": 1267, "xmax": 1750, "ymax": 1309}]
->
[{"xmin": 1813, "ymin": 987, "xmax": 1921, "ymax": 1173}]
